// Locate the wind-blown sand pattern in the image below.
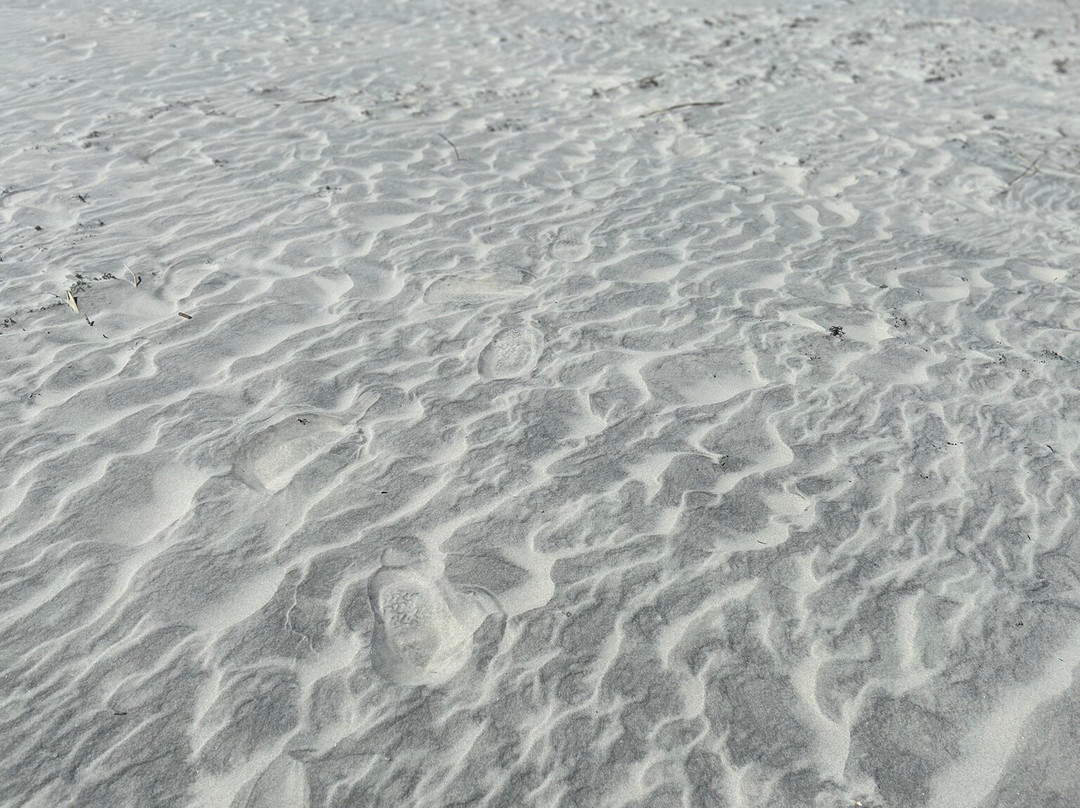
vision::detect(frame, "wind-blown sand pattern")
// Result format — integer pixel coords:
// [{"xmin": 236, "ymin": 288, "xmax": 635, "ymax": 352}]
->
[
  {"xmin": 239, "ymin": 754, "xmax": 310, "ymax": 808},
  {"xmin": 2, "ymin": 0, "xmax": 1080, "ymax": 805}
]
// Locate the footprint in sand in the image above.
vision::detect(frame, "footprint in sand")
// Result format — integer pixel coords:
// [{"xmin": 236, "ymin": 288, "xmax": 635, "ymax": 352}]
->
[
  {"xmin": 423, "ymin": 274, "xmax": 531, "ymax": 305},
  {"xmin": 368, "ymin": 562, "xmax": 499, "ymax": 687},
  {"xmin": 478, "ymin": 325, "xmax": 543, "ymax": 380},
  {"xmin": 574, "ymin": 179, "xmax": 619, "ymax": 200},
  {"xmin": 241, "ymin": 754, "xmax": 309, "ymax": 808},
  {"xmin": 549, "ymin": 224, "xmax": 595, "ymax": 262},
  {"xmin": 233, "ymin": 413, "xmax": 358, "ymax": 492},
  {"xmin": 673, "ymin": 134, "xmax": 705, "ymax": 158}
]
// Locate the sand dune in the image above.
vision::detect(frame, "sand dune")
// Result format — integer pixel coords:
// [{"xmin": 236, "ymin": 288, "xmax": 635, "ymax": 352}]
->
[{"xmin": 2, "ymin": 0, "xmax": 1080, "ymax": 805}]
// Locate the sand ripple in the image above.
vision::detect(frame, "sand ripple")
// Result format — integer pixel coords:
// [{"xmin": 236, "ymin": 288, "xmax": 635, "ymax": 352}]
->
[{"xmin": 2, "ymin": 0, "xmax": 1079, "ymax": 806}]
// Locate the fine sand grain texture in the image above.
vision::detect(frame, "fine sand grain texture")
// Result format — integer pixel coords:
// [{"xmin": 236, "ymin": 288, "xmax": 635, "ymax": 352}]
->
[{"xmin": 1, "ymin": 0, "xmax": 1080, "ymax": 805}]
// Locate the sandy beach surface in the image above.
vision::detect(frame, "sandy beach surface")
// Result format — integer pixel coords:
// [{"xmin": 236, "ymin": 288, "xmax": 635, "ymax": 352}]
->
[{"xmin": 2, "ymin": 0, "xmax": 1079, "ymax": 805}]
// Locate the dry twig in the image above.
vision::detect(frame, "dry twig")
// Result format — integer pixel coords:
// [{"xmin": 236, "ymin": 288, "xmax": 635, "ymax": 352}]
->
[
  {"xmin": 1001, "ymin": 148, "xmax": 1045, "ymax": 194},
  {"xmin": 438, "ymin": 133, "xmax": 462, "ymax": 161},
  {"xmin": 121, "ymin": 263, "xmax": 141, "ymax": 287},
  {"xmin": 640, "ymin": 100, "xmax": 726, "ymax": 117}
]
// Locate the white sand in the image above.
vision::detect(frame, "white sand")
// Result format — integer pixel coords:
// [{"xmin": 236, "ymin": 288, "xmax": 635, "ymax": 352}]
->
[{"xmin": 2, "ymin": 0, "xmax": 1079, "ymax": 805}]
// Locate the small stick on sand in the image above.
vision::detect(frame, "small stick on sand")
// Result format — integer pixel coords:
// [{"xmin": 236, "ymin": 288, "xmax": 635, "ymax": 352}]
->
[
  {"xmin": 299, "ymin": 95, "xmax": 336, "ymax": 104},
  {"xmin": 640, "ymin": 100, "xmax": 725, "ymax": 117},
  {"xmin": 177, "ymin": 311, "xmax": 192, "ymax": 319},
  {"xmin": 1001, "ymin": 149, "xmax": 1044, "ymax": 194},
  {"xmin": 121, "ymin": 263, "xmax": 141, "ymax": 287},
  {"xmin": 438, "ymin": 133, "xmax": 462, "ymax": 161}
]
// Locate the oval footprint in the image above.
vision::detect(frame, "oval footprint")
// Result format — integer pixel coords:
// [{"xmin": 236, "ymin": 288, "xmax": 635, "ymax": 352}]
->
[
  {"xmin": 368, "ymin": 565, "xmax": 496, "ymax": 687},
  {"xmin": 423, "ymin": 274, "xmax": 530, "ymax": 305},
  {"xmin": 233, "ymin": 413, "xmax": 356, "ymax": 492},
  {"xmin": 549, "ymin": 225, "xmax": 594, "ymax": 262},
  {"xmin": 478, "ymin": 326, "xmax": 542, "ymax": 380}
]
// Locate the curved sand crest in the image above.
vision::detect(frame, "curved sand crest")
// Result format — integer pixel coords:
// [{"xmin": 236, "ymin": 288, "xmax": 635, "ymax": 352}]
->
[
  {"xmin": 368, "ymin": 564, "xmax": 500, "ymax": 687},
  {"xmin": 232, "ymin": 413, "xmax": 358, "ymax": 492},
  {"xmin": 478, "ymin": 325, "xmax": 543, "ymax": 380},
  {"xmin": 240, "ymin": 754, "xmax": 309, "ymax": 808}
]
